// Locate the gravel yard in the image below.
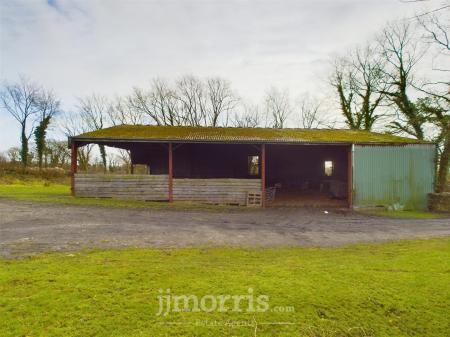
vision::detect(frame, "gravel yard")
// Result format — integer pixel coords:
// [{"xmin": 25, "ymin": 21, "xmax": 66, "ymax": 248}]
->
[{"xmin": 1, "ymin": 199, "xmax": 449, "ymax": 258}]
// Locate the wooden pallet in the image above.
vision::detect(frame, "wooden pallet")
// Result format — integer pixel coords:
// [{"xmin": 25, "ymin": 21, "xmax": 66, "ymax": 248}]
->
[{"xmin": 247, "ymin": 191, "xmax": 262, "ymax": 207}]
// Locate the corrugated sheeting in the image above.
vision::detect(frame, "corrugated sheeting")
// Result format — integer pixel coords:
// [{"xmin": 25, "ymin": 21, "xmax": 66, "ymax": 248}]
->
[
  {"xmin": 73, "ymin": 125, "xmax": 426, "ymax": 145},
  {"xmin": 353, "ymin": 144, "xmax": 435, "ymax": 210}
]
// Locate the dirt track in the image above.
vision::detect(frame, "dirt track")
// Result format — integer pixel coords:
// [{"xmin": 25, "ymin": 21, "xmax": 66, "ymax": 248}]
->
[{"xmin": 0, "ymin": 199, "xmax": 449, "ymax": 258}]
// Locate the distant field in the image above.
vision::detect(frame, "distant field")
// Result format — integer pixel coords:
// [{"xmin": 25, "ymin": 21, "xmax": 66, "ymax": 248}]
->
[
  {"xmin": 0, "ymin": 168, "xmax": 70, "ymax": 185},
  {"xmin": 1, "ymin": 239, "xmax": 449, "ymax": 336}
]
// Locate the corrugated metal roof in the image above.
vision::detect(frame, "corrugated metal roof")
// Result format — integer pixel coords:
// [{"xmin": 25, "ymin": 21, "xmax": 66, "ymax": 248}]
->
[{"xmin": 72, "ymin": 125, "xmax": 429, "ymax": 145}]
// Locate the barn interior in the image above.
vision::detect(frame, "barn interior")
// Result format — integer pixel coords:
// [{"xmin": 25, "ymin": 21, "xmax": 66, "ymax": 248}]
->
[
  {"xmin": 265, "ymin": 144, "xmax": 350, "ymax": 207},
  {"xmin": 127, "ymin": 142, "xmax": 350, "ymax": 207}
]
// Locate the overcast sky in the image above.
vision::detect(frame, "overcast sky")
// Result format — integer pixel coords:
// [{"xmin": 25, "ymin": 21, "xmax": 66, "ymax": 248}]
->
[{"xmin": 0, "ymin": 0, "xmax": 436, "ymax": 151}]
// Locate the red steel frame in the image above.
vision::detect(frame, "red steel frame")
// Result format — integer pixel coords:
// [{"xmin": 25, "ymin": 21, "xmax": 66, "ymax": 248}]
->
[
  {"xmin": 168, "ymin": 143, "xmax": 173, "ymax": 202},
  {"xmin": 70, "ymin": 141, "xmax": 78, "ymax": 196},
  {"xmin": 261, "ymin": 144, "xmax": 266, "ymax": 207}
]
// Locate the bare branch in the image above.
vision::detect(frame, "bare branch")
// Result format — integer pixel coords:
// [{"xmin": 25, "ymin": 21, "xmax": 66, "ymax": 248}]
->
[
  {"xmin": 263, "ymin": 87, "xmax": 291, "ymax": 128},
  {"xmin": 378, "ymin": 21, "xmax": 427, "ymax": 139},
  {"xmin": 205, "ymin": 77, "xmax": 238, "ymax": 127},
  {"xmin": 232, "ymin": 103, "xmax": 262, "ymax": 128},
  {"xmin": 0, "ymin": 76, "xmax": 42, "ymax": 166}
]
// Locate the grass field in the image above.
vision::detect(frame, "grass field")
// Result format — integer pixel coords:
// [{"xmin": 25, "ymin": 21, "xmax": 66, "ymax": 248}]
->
[
  {"xmin": 358, "ymin": 209, "xmax": 447, "ymax": 219},
  {"xmin": 0, "ymin": 167, "xmax": 70, "ymax": 185},
  {"xmin": 0, "ymin": 183, "xmax": 235, "ymax": 211},
  {"xmin": 1, "ymin": 239, "xmax": 449, "ymax": 337}
]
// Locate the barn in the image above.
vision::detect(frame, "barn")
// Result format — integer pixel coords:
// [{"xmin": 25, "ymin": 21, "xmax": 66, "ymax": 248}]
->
[{"xmin": 69, "ymin": 125, "xmax": 435, "ymax": 210}]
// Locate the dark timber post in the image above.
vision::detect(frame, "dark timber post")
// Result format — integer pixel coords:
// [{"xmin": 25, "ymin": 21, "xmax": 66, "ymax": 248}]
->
[
  {"xmin": 168, "ymin": 143, "xmax": 173, "ymax": 202},
  {"xmin": 261, "ymin": 144, "xmax": 266, "ymax": 207},
  {"xmin": 70, "ymin": 141, "xmax": 78, "ymax": 196},
  {"xmin": 347, "ymin": 145, "xmax": 353, "ymax": 208}
]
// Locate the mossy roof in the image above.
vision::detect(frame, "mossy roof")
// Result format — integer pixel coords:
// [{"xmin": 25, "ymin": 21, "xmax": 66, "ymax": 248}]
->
[{"xmin": 72, "ymin": 125, "xmax": 428, "ymax": 145}]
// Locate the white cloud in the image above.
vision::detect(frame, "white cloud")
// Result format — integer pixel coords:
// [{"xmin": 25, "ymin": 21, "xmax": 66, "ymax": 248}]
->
[{"xmin": 0, "ymin": 0, "xmax": 435, "ymax": 150}]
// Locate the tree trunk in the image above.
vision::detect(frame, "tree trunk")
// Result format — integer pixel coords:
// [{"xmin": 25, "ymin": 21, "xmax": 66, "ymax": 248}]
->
[
  {"xmin": 99, "ymin": 145, "xmax": 107, "ymax": 172},
  {"xmin": 20, "ymin": 125, "xmax": 28, "ymax": 167},
  {"xmin": 436, "ymin": 134, "xmax": 449, "ymax": 193},
  {"xmin": 78, "ymin": 149, "xmax": 88, "ymax": 171},
  {"xmin": 34, "ymin": 116, "xmax": 52, "ymax": 170},
  {"xmin": 37, "ymin": 151, "xmax": 43, "ymax": 169}
]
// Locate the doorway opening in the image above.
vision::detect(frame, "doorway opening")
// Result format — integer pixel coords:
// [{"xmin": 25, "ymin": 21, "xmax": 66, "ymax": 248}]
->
[{"xmin": 266, "ymin": 144, "xmax": 350, "ymax": 207}]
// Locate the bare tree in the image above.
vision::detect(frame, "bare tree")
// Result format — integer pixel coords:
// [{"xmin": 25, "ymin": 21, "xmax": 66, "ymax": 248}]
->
[
  {"xmin": 59, "ymin": 111, "xmax": 94, "ymax": 172},
  {"xmin": 412, "ymin": 11, "xmax": 450, "ymax": 192},
  {"xmin": 107, "ymin": 96, "xmax": 148, "ymax": 126},
  {"xmin": 232, "ymin": 103, "xmax": 262, "ymax": 128},
  {"xmin": 7, "ymin": 147, "xmax": 20, "ymax": 163},
  {"xmin": 176, "ymin": 75, "xmax": 207, "ymax": 126},
  {"xmin": 414, "ymin": 79, "xmax": 449, "ymax": 192},
  {"xmin": 115, "ymin": 149, "xmax": 132, "ymax": 173},
  {"xmin": 264, "ymin": 87, "xmax": 291, "ymax": 128},
  {"xmin": 151, "ymin": 79, "xmax": 181, "ymax": 126},
  {"xmin": 107, "ymin": 95, "xmax": 148, "ymax": 173},
  {"xmin": 205, "ymin": 77, "xmax": 238, "ymax": 126},
  {"xmin": 45, "ymin": 139, "xmax": 71, "ymax": 168},
  {"xmin": 0, "ymin": 77, "xmax": 41, "ymax": 166},
  {"xmin": 352, "ymin": 45, "xmax": 389, "ymax": 129},
  {"xmin": 296, "ymin": 94, "xmax": 325, "ymax": 129},
  {"xmin": 128, "ymin": 75, "xmax": 239, "ymax": 128},
  {"xmin": 418, "ymin": 12, "xmax": 449, "ymax": 66},
  {"xmin": 0, "ymin": 152, "xmax": 6, "ymax": 165},
  {"xmin": 330, "ymin": 43, "xmax": 388, "ymax": 131},
  {"xmin": 77, "ymin": 94, "xmax": 110, "ymax": 130},
  {"xmin": 379, "ymin": 21, "xmax": 427, "ymax": 139},
  {"xmin": 417, "ymin": 96, "xmax": 449, "ymax": 192},
  {"xmin": 330, "ymin": 58, "xmax": 362, "ymax": 129},
  {"xmin": 128, "ymin": 87, "xmax": 157, "ymax": 124},
  {"xmin": 129, "ymin": 79, "xmax": 180, "ymax": 126},
  {"xmin": 77, "ymin": 94, "xmax": 111, "ymax": 170}
]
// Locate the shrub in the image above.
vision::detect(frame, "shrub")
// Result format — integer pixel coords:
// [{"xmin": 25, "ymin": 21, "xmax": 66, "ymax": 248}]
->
[{"xmin": 0, "ymin": 162, "xmax": 70, "ymax": 185}]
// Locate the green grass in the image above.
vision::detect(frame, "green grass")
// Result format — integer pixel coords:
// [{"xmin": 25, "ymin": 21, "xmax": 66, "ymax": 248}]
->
[
  {"xmin": 1, "ymin": 239, "xmax": 449, "ymax": 336},
  {"xmin": 0, "ymin": 168, "xmax": 70, "ymax": 185},
  {"xmin": 359, "ymin": 209, "xmax": 447, "ymax": 219},
  {"xmin": 0, "ymin": 183, "xmax": 237, "ymax": 211}
]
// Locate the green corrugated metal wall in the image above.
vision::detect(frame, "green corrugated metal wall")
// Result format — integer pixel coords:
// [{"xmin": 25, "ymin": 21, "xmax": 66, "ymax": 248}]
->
[{"xmin": 353, "ymin": 144, "xmax": 435, "ymax": 210}]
